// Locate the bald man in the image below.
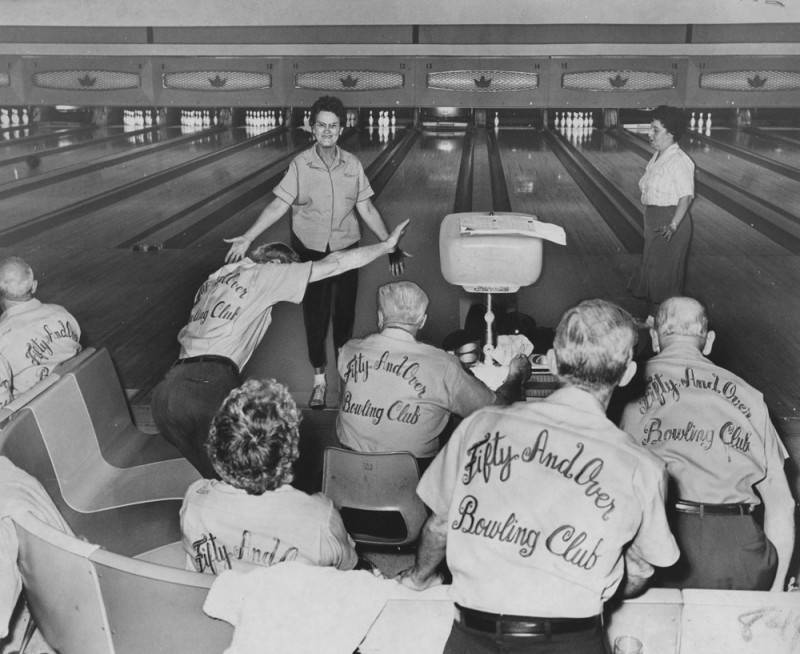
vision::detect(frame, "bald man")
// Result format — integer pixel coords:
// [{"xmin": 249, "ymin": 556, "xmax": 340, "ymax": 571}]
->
[
  {"xmin": 620, "ymin": 296, "xmax": 795, "ymax": 591},
  {"xmin": 0, "ymin": 257, "xmax": 81, "ymax": 403}
]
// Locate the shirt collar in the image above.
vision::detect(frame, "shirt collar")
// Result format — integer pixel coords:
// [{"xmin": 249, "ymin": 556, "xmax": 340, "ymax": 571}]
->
[
  {"xmin": 380, "ymin": 326, "xmax": 417, "ymax": 342},
  {"xmin": 1, "ymin": 297, "xmax": 41, "ymax": 317},
  {"xmin": 545, "ymin": 385, "xmax": 607, "ymax": 417},
  {"xmin": 309, "ymin": 144, "xmax": 342, "ymax": 169}
]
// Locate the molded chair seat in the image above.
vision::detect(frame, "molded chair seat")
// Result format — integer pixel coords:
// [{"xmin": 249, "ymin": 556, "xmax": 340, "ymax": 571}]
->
[
  {"xmin": 13, "ymin": 513, "xmax": 231, "ymax": 654},
  {"xmin": 322, "ymin": 447, "xmax": 428, "ymax": 547}
]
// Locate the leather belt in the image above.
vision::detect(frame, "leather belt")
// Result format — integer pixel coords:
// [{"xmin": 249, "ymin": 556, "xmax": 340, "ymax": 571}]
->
[
  {"xmin": 455, "ymin": 604, "xmax": 601, "ymax": 637},
  {"xmin": 674, "ymin": 500, "xmax": 754, "ymax": 516},
  {"xmin": 174, "ymin": 355, "xmax": 239, "ymax": 375}
]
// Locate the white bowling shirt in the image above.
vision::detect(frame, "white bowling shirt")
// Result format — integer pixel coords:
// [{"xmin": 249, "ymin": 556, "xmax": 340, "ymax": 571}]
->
[
  {"xmin": 0, "ymin": 356, "xmax": 11, "ymax": 407},
  {"xmin": 0, "ymin": 299, "xmax": 81, "ymax": 395},
  {"xmin": 620, "ymin": 342, "xmax": 788, "ymax": 505},
  {"xmin": 639, "ymin": 143, "xmax": 695, "ymax": 207},
  {"xmin": 336, "ymin": 328, "xmax": 496, "ymax": 458},
  {"xmin": 180, "ymin": 479, "xmax": 357, "ymax": 574},
  {"xmin": 418, "ymin": 387, "xmax": 679, "ymax": 617},
  {"xmin": 178, "ymin": 260, "xmax": 312, "ymax": 370}
]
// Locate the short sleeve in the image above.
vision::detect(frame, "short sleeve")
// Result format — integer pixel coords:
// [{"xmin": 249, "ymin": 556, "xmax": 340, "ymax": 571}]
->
[
  {"xmin": 354, "ymin": 161, "xmax": 374, "ymax": 203},
  {"xmin": 0, "ymin": 355, "xmax": 12, "ymax": 407},
  {"xmin": 627, "ymin": 459, "xmax": 680, "ymax": 569},
  {"xmin": 445, "ymin": 359, "xmax": 495, "ymax": 417},
  {"xmin": 273, "ymin": 160, "xmax": 300, "ymax": 205},
  {"xmin": 319, "ymin": 498, "xmax": 358, "ymax": 571}
]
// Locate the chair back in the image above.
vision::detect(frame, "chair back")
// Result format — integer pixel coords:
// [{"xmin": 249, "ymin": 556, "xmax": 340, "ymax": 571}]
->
[
  {"xmin": 14, "ymin": 513, "xmax": 232, "ymax": 654},
  {"xmin": 14, "ymin": 513, "xmax": 114, "ymax": 654},
  {"xmin": 322, "ymin": 447, "xmax": 427, "ymax": 546}
]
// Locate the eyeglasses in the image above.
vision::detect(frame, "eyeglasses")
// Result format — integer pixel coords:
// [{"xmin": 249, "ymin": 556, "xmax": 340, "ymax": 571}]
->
[{"xmin": 315, "ymin": 121, "xmax": 340, "ymax": 130}]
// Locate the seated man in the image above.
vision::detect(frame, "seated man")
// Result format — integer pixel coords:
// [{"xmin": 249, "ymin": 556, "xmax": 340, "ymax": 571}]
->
[
  {"xmin": 152, "ymin": 220, "xmax": 408, "ymax": 478},
  {"xmin": 336, "ymin": 281, "xmax": 530, "ymax": 467},
  {"xmin": 0, "ymin": 256, "xmax": 81, "ymax": 402},
  {"xmin": 620, "ymin": 296, "xmax": 795, "ymax": 591},
  {"xmin": 181, "ymin": 378, "xmax": 357, "ymax": 574},
  {"xmin": 399, "ymin": 299, "xmax": 679, "ymax": 654}
]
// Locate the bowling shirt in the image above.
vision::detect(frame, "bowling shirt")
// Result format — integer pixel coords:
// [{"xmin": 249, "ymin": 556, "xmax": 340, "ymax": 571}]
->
[
  {"xmin": 619, "ymin": 342, "xmax": 788, "ymax": 504},
  {"xmin": 336, "ymin": 328, "xmax": 496, "ymax": 458},
  {"xmin": 272, "ymin": 145, "xmax": 374, "ymax": 252},
  {"xmin": 417, "ymin": 387, "xmax": 679, "ymax": 618},
  {"xmin": 639, "ymin": 143, "xmax": 695, "ymax": 207},
  {"xmin": 0, "ymin": 299, "xmax": 81, "ymax": 395},
  {"xmin": 181, "ymin": 479, "xmax": 357, "ymax": 575},
  {"xmin": 178, "ymin": 260, "xmax": 312, "ymax": 371}
]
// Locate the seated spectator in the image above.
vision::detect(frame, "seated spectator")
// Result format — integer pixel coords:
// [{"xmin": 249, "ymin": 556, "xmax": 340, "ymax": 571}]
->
[
  {"xmin": 181, "ymin": 378, "xmax": 357, "ymax": 575},
  {"xmin": 398, "ymin": 299, "xmax": 679, "ymax": 654},
  {"xmin": 152, "ymin": 220, "xmax": 408, "ymax": 478},
  {"xmin": 0, "ymin": 257, "xmax": 81, "ymax": 402},
  {"xmin": 620, "ymin": 296, "xmax": 795, "ymax": 591},
  {"xmin": 336, "ymin": 281, "xmax": 530, "ymax": 468}
]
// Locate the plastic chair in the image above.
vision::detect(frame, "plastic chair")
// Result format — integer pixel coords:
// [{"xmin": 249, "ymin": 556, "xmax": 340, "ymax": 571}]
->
[
  {"xmin": 13, "ymin": 513, "xmax": 232, "ymax": 654},
  {"xmin": 322, "ymin": 447, "xmax": 428, "ymax": 546}
]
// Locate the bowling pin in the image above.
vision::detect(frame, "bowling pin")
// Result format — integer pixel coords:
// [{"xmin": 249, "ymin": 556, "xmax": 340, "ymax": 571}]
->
[
  {"xmin": 696, "ymin": 113, "xmax": 704, "ymax": 131},
  {"xmin": 494, "ymin": 112, "xmax": 500, "ymax": 128},
  {"xmin": 368, "ymin": 110, "xmax": 373, "ymax": 127},
  {"xmin": 690, "ymin": 112, "xmax": 696, "ymax": 130},
  {"xmin": 705, "ymin": 112, "xmax": 712, "ymax": 131}
]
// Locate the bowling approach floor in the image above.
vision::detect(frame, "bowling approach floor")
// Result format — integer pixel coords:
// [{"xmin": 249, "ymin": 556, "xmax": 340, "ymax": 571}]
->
[{"xmin": 0, "ymin": 116, "xmax": 798, "ymax": 443}]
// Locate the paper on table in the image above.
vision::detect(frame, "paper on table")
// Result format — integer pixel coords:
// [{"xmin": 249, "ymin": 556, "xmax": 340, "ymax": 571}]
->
[{"xmin": 459, "ymin": 214, "xmax": 566, "ymax": 246}]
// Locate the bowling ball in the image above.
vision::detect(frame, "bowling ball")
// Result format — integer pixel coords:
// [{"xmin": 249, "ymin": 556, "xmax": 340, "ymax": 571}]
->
[{"xmin": 25, "ymin": 154, "xmax": 41, "ymax": 169}]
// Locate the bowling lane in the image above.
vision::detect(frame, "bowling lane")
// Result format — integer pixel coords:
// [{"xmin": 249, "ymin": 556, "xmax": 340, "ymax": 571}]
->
[
  {"xmin": 709, "ymin": 126, "xmax": 800, "ymax": 170},
  {"xmin": 589, "ymin": 131, "xmax": 786, "ymax": 256},
  {"xmin": 0, "ymin": 124, "xmax": 95, "ymax": 159},
  {"xmin": 0, "ymin": 126, "xmax": 267, "ymax": 232},
  {"xmin": 13, "ymin": 127, "xmax": 308, "ymax": 250},
  {"xmin": 497, "ymin": 128, "xmax": 624, "ymax": 254},
  {"xmin": 683, "ymin": 131, "xmax": 800, "ymax": 217},
  {"xmin": 0, "ymin": 126, "xmax": 164, "ymax": 183}
]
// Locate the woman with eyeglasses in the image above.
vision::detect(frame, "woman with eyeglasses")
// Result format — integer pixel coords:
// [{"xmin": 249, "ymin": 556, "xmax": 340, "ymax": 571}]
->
[{"xmin": 225, "ymin": 95, "xmax": 406, "ymax": 410}]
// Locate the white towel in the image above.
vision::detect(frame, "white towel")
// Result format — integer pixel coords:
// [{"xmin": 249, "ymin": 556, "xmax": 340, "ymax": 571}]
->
[
  {"xmin": 204, "ymin": 562, "xmax": 450, "ymax": 654},
  {"xmin": 0, "ymin": 456, "xmax": 72, "ymax": 638}
]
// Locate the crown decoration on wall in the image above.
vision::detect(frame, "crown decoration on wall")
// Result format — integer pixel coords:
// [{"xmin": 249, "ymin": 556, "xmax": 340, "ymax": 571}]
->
[
  {"xmin": 296, "ymin": 70, "xmax": 403, "ymax": 91},
  {"xmin": 428, "ymin": 70, "xmax": 538, "ymax": 93},
  {"xmin": 700, "ymin": 70, "xmax": 800, "ymax": 91},
  {"xmin": 32, "ymin": 70, "xmax": 140, "ymax": 91},
  {"xmin": 608, "ymin": 74, "xmax": 629, "ymax": 88},
  {"xmin": 163, "ymin": 71, "xmax": 271, "ymax": 91},
  {"xmin": 562, "ymin": 70, "xmax": 674, "ymax": 91},
  {"xmin": 77, "ymin": 74, "xmax": 97, "ymax": 87}
]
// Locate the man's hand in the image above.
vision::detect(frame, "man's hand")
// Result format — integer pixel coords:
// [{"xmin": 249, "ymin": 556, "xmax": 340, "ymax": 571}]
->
[
  {"xmin": 385, "ymin": 220, "xmax": 411, "ymax": 275},
  {"xmin": 223, "ymin": 236, "xmax": 251, "ymax": 263},
  {"xmin": 395, "ymin": 567, "xmax": 444, "ymax": 591},
  {"xmin": 508, "ymin": 354, "xmax": 532, "ymax": 383},
  {"xmin": 389, "ymin": 248, "xmax": 410, "ymax": 276}
]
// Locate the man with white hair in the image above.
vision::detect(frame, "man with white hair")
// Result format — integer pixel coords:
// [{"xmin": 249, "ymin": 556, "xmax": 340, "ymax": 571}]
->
[
  {"xmin": 336, "ymin": 280, "xmax": 530, "ymax": 469},
  {"xmin": 0, "ymin": 256, "xmax": 81, "ymax": 403},
  {"xmin": 620, "ymin": 296, "xmax": 795, "ymax": 591}
]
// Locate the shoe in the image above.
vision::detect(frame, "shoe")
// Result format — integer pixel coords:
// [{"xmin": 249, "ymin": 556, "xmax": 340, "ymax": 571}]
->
[{"xmin": 309, "ymin": 382, "xmax": 327, "ymax": 409}]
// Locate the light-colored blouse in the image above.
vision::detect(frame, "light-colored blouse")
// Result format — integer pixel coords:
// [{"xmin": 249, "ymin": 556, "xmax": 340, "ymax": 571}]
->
[{"xmin": 639, "ymin": 143, "xmax": 695, "ymax": 207}]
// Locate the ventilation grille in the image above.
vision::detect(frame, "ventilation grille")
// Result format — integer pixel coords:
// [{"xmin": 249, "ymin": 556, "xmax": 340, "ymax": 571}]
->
[
  {"xmin": 163, "ymin": 70, "xmax": 272, "ymax": 91},
  {"xmin": 700, "ymin": 70, "xmax": 800, "ymax": 91},
  {"xmin": 295, "ymin": 70, "xmax": 404, "ymax": 91},
  {"xmin": 562, "ymin": 70, "xmax": 675, "ymax": 91},
  {"xmin": 427, "ymin": 70, "xmax": 539, "ymax": 92},
  {"xmin": 32, "ymin": 70, "xmax": 140, "ymax": 91}
]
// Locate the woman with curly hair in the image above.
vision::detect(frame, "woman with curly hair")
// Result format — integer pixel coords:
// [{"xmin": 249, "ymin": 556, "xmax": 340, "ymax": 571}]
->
[{"xmin": 180, "ymin": 378, "xmax": 357, "ymax": 574}]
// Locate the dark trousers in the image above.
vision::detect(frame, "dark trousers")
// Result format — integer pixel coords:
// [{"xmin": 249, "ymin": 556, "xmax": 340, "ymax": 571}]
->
[
  {"xmin": 443, "ymin": 619, "xmax": 609, "ymax": 654},
  {"xmin": 656, "ymin": 510, "xmax": 777, "ymax": 590},
  {"xmin": 151, "ymin": 360, "xmax": 240, "ymax": 478},
  {"xmin": 291, "ymin": 233, "xmax": 359, "ymax": 370}
]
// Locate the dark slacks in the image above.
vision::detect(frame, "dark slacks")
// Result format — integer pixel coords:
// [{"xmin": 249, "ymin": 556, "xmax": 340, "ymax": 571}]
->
[
  {"xmin": 291, "ymin": 233, "xmax": 359, "ymax": 370},
  {"xmin": 151, "ymin": 360, "xmax": 240, "ymax": 478},
  {"xmin": 443, "ymin": 619, "xmax": 609, "ymax": 654}
]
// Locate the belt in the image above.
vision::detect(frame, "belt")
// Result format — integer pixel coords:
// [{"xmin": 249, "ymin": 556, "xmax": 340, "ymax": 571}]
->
[
  {"xmin": 674, "ymin": 500, "xmax": 754, "ymax": 516},
  {"xmin": 173, "ymin": 355, "xmax": 239, "ymax": 375},
  {"xmin": 455, "ymin": 605, "xmax": 601, "ymax": 637}
]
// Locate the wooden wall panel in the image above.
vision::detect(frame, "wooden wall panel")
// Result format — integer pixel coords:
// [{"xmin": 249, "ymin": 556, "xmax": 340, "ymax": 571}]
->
[
  {"xmin": 152, "ymin": 26, "xmax": 413, "ymax": 44},
  {"xmin": 0, "ymin": 57, "xmax": 25, "ymax": 106}
]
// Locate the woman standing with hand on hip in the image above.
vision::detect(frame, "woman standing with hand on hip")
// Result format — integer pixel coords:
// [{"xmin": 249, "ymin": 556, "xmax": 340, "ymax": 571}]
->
[{"xmin": 633, "ymin": 105, "xmax": 695, "ymax": 318}]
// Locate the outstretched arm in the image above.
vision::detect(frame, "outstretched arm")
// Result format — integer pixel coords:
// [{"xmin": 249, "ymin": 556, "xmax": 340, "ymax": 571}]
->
[
  {"xmin": 357, "ymin": 198, "xmax": 407, "ymax": 276},
  {"xmin": 224, "ymin": 196, "xmax": 291, "ymax": 263},
  {"xmin": 309, "ymin": 219, "xmax": 409, "ymax": 283}
]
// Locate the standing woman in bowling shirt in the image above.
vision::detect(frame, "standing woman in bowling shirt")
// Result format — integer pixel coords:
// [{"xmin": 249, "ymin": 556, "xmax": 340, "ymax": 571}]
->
[
  {"xmin": 224, "ymin": 95, "xmax": 406, "ymax": 409},
  {"xmin": 632, "ymin": 105, "xmax": 695, "ymax": 319}
]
